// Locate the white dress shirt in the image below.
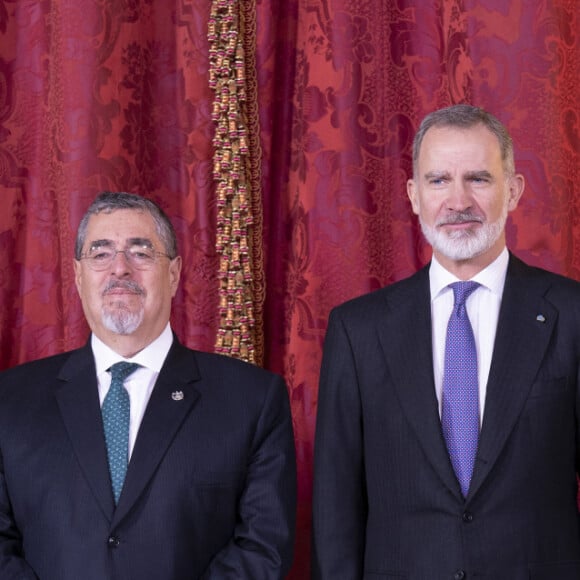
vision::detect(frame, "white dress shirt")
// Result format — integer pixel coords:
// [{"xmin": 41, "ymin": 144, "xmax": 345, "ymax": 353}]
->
[
  {"xmin": 92, "ymin": 323, "xmax": 173, "ymax": 459},
  {"xmin": 429, "ymin": 247, "xmax": 509, "ymax": 423}
]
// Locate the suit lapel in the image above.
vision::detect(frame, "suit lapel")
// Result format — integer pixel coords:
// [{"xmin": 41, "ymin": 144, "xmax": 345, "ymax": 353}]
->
[
  {"xmin": 468, "ymin": 255, "xmax": 557, "ymax": 499},
  {"xmin": 55, "ymin": 344, "xmax": 116, "ymax": 520},
  {"xmin": 113, "ymin": 340, "xmax": 201, "ymax": 525},
  {"xmin": 376, "ymin": 266, "xmax": 463, "ymax": 497}
]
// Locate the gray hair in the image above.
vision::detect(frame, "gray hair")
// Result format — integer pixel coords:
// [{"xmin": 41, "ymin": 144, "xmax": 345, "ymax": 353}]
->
[
  {"xmin": 412, "ymin": 104, "xmax": 516, "ymax": 178},
  {"xmin": 75, "ymin": 192, "xmax": 178, "ymax": 259}
]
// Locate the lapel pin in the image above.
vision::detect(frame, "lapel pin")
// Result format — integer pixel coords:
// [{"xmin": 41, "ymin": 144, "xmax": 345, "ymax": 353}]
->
[
  {"xmin": 172, "ymin": 390, "xmax": 184, "ymax": 401},
  {"xmin": 536, "ymin": 314, "xmax": 546, "ymax": 323}
]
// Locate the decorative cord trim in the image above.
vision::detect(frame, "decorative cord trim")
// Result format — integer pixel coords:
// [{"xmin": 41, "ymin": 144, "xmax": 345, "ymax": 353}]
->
[{"xmin": 209, "ymin": 0, "xmax": 264, "ymax": 364}]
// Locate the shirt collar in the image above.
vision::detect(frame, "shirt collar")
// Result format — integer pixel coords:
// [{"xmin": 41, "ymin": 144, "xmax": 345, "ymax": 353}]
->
[
  {"xmin": 429, "ymin": 247, "xmax": 509, "ymax": 301},
  {"xmin": 91, "ymin": 323, "xmax": 174, "ymax": 376}
]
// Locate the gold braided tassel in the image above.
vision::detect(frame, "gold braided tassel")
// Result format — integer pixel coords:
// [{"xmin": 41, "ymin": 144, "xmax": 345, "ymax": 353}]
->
[{"xmin": 209, "ymin": 0, "xmax": 262, "ymax": 364}]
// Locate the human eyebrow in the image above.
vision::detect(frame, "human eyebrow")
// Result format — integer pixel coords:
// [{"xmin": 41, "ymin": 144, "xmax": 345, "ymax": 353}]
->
[
  {"xmin": 88, "ymin": 239, "xmax": 114, "ymax": 250},
  {"xmin": 424, "ymin": 171, "xmax": 451, "ymax": 182},
  {"xmin": 127, "ymin": 237, "xmax": 154, "ymax": 249},
  {"xmin": 465, "ymin": 170, "xmax": 493, "ymax": 182}
]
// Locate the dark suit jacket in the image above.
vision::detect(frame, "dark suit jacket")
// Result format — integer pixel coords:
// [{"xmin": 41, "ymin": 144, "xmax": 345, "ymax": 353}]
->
[
  {"xmin": 312, "ymin": 254, "xmax": 580, "ymax": 580},
  {"xmin": 0, "ymin": 337, "xmax": 296, "ymax": 579}
]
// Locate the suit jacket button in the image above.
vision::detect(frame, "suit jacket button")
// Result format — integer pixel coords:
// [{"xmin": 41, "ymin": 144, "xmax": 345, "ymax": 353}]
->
[
  {"xmin": 462, "ymin": 511, "xmax": 474, "ymax": 523},
  {"xmin": 108, "ymin": 535, "xmax": 120, "ymax": 548},
  {"xmin": 453, "ymin": 570, "xmax": 466, "ymax": 580}
]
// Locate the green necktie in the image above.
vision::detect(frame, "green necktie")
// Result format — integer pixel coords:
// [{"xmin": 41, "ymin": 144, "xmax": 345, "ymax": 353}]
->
[{"xmin": 102, "ymin": 362, "xmax": 140, "ymax": 504}]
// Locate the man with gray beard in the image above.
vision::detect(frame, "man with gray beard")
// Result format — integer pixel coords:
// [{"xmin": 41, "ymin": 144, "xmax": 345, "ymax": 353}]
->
[
  {"xmin": 312, "ymin": 105, "xmax": 580, "ymax": 580},
  {"xmin": 0, "ymin": 192, "xmax": 296, "ymax": 580}
]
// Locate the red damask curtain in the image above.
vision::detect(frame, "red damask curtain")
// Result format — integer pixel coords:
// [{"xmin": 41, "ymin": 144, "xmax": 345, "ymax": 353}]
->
[
  {"xmin": 1, "ymin": 1, "xmax": 579, "ymax": 578},
  {"xmin": 261, "ymin": 1, "xmax": 580, "ymax": 577},
  {"xmin": 0, "ymin": 0, "xmax": 218, "ymax": 364}
]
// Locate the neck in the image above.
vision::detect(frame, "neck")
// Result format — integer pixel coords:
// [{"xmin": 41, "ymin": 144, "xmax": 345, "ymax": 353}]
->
[
  {"xmin": 434, "ymin": 242, "xmax": 506, "ymax": 281},
  {"xmin": 94, "ymin": 327, "xmax": 164, "ymax": 358}
]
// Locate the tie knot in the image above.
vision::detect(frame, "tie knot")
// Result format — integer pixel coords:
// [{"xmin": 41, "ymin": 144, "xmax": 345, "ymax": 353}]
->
[
  {"xmin": 450, "ymin": 281, "xmax": 480, "ymax": 308},
  {"xmin": 109, "ymin": 361, "xmax": 140, "ymax": 383}
]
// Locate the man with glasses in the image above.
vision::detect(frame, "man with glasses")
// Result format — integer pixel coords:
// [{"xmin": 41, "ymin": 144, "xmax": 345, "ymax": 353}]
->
[{"xmin": 0, "ymin": 192, "xmax": 296, "ymax": 579}]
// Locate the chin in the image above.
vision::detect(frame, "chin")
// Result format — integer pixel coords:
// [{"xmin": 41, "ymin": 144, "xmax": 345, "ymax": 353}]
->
[
  {"xmin": 102, "ymin": 309, "xmax": 144, "ymax": 335},
  {"xmin": 423, "ymin": 218, "xmax": 506, "ymax": 263}
]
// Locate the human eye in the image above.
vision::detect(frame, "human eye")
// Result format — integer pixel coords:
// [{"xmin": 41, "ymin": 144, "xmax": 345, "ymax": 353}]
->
[
  {"xmin": 428, "ymin": 177, "xmax": 449, "ymax": 189},
  {"xmin": 425, "ymin": 173, "xmax": 448, "ymax": 186},
  {"xmin": 468, "ymin": 172, "xmax": 492, "ymax": 184},
  {"xmin": 89, "ymin": 247, "xmax": 113, "ymax": 262},
  {"xmin": 128, "ymin": 246, "xmax": 155, "ymax": 262}
]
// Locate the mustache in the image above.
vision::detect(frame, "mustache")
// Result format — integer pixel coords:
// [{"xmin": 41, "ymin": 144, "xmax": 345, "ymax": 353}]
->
[
  {"xmin": 102, "ymin": 279, "xmax": 145, "ymax": 296},
  {"xmin": 436, "ymin": 211, "xmax": 484, "ymax": 226}
]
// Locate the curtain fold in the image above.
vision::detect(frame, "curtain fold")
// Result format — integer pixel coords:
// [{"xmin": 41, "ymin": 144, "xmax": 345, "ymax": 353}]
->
[{"xmin": 0, "ymin": 1, "xmax": 578, "ymax": 578}]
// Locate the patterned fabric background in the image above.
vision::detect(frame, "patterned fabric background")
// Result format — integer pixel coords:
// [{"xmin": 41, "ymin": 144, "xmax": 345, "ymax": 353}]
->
[{"xmin": 0, "ymin": 1, "xmax": 578, "ymax": 577}]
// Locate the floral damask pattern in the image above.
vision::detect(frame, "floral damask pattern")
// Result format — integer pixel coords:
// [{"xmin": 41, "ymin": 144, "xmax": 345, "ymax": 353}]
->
[
  {"xmin": 0, "ymin": 0, "xmax": 579, "ymax": 578},
  {"xmin": 0, "ymin": 0, "xmax": 216, "ymax": 367},
  {"xmin": 261, "ymin": 1, "xmax": 579, "ymax": 577}
]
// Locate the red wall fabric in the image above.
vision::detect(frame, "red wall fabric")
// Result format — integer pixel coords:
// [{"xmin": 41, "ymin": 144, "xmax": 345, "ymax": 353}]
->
[
  {"xmin": 0, "ymin": 1, "xmax": 218, "ymax": 367},
  {"xmin": 259, "ymin": 1, "xmax": 580, "ymax": 577},
  {"xmin": 1, "ymin": 1, "xmax": 579, "ymax": 578}
]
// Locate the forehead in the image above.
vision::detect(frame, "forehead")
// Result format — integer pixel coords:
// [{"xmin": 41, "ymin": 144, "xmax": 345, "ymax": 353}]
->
[
  {"xmin": 418, "ymin": 124, "xmax": 503, "ymax": 169},
  {"xmin": 84, "ymin": 209, "xmax": 160, "ymax": 245}
]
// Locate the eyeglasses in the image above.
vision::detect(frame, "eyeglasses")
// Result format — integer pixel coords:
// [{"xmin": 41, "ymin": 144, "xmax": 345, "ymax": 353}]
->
[{"xmin": 79, "ymin": 245, "xmax": 173, "ymax": 271}]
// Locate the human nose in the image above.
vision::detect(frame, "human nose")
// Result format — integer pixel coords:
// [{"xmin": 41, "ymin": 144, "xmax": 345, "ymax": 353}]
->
[
  {"xmin": 110, "ymin": 250, "xmax": 133, "ymax": 274},
  {"xmin": 445, "ymin": 181, "xmax": 473, "ymax": 211}
]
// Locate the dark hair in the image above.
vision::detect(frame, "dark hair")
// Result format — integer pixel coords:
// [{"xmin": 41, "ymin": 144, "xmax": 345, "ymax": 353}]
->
[
  {"xmin": 75, "ymin": 192, "xmax": 178, "ymax": 259},
  {"xmin": 412, "ymin": 104, "xmax": 515, "ymax": 178}
]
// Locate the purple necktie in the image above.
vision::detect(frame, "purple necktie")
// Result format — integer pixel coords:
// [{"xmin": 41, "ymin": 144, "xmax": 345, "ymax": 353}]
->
[{"xmin": 441, "ymin": 281, "xmax": 480, "ymax": 497}]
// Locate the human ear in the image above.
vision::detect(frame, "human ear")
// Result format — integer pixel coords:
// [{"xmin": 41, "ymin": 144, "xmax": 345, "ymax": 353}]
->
[
  {"xmin": 407, "ymin": 179, "xmax": 420, "ymax": 215},
  {"xmin": 507, "ymin": 174, "xmax": 525, "ymax": 211}
]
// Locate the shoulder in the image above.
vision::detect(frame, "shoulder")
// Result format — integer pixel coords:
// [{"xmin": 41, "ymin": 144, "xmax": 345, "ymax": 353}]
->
[
  {"xmin": 171, "ymin": 341, "xmax": 288, "ymax": 405},
  {"xmin": 507, "ymin": 253, "xmax": 580, "ymax": 297},
  {"xmin": 329, "ymin": 266, "xmax": 429, "ymax": 322},
  {"xmin": 194, "ymin": 349, "xmax": 282, "ymax": 383},
  {"xmin": 0, "ymin": 350, "xmax": 78, "ymax": 388},
  {"xmin": 0, "ymin": 349, "xmax": 89, "ymax": 423}
]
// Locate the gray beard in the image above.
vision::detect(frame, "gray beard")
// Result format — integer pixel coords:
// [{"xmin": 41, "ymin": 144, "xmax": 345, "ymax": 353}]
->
[
  {"xmin": 102, "ymin": 304, "xmax": 144, "ymax": 335},
  {"xmin": 420, "ymin": 206, "xmax": 508, "ymax": 262}
]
